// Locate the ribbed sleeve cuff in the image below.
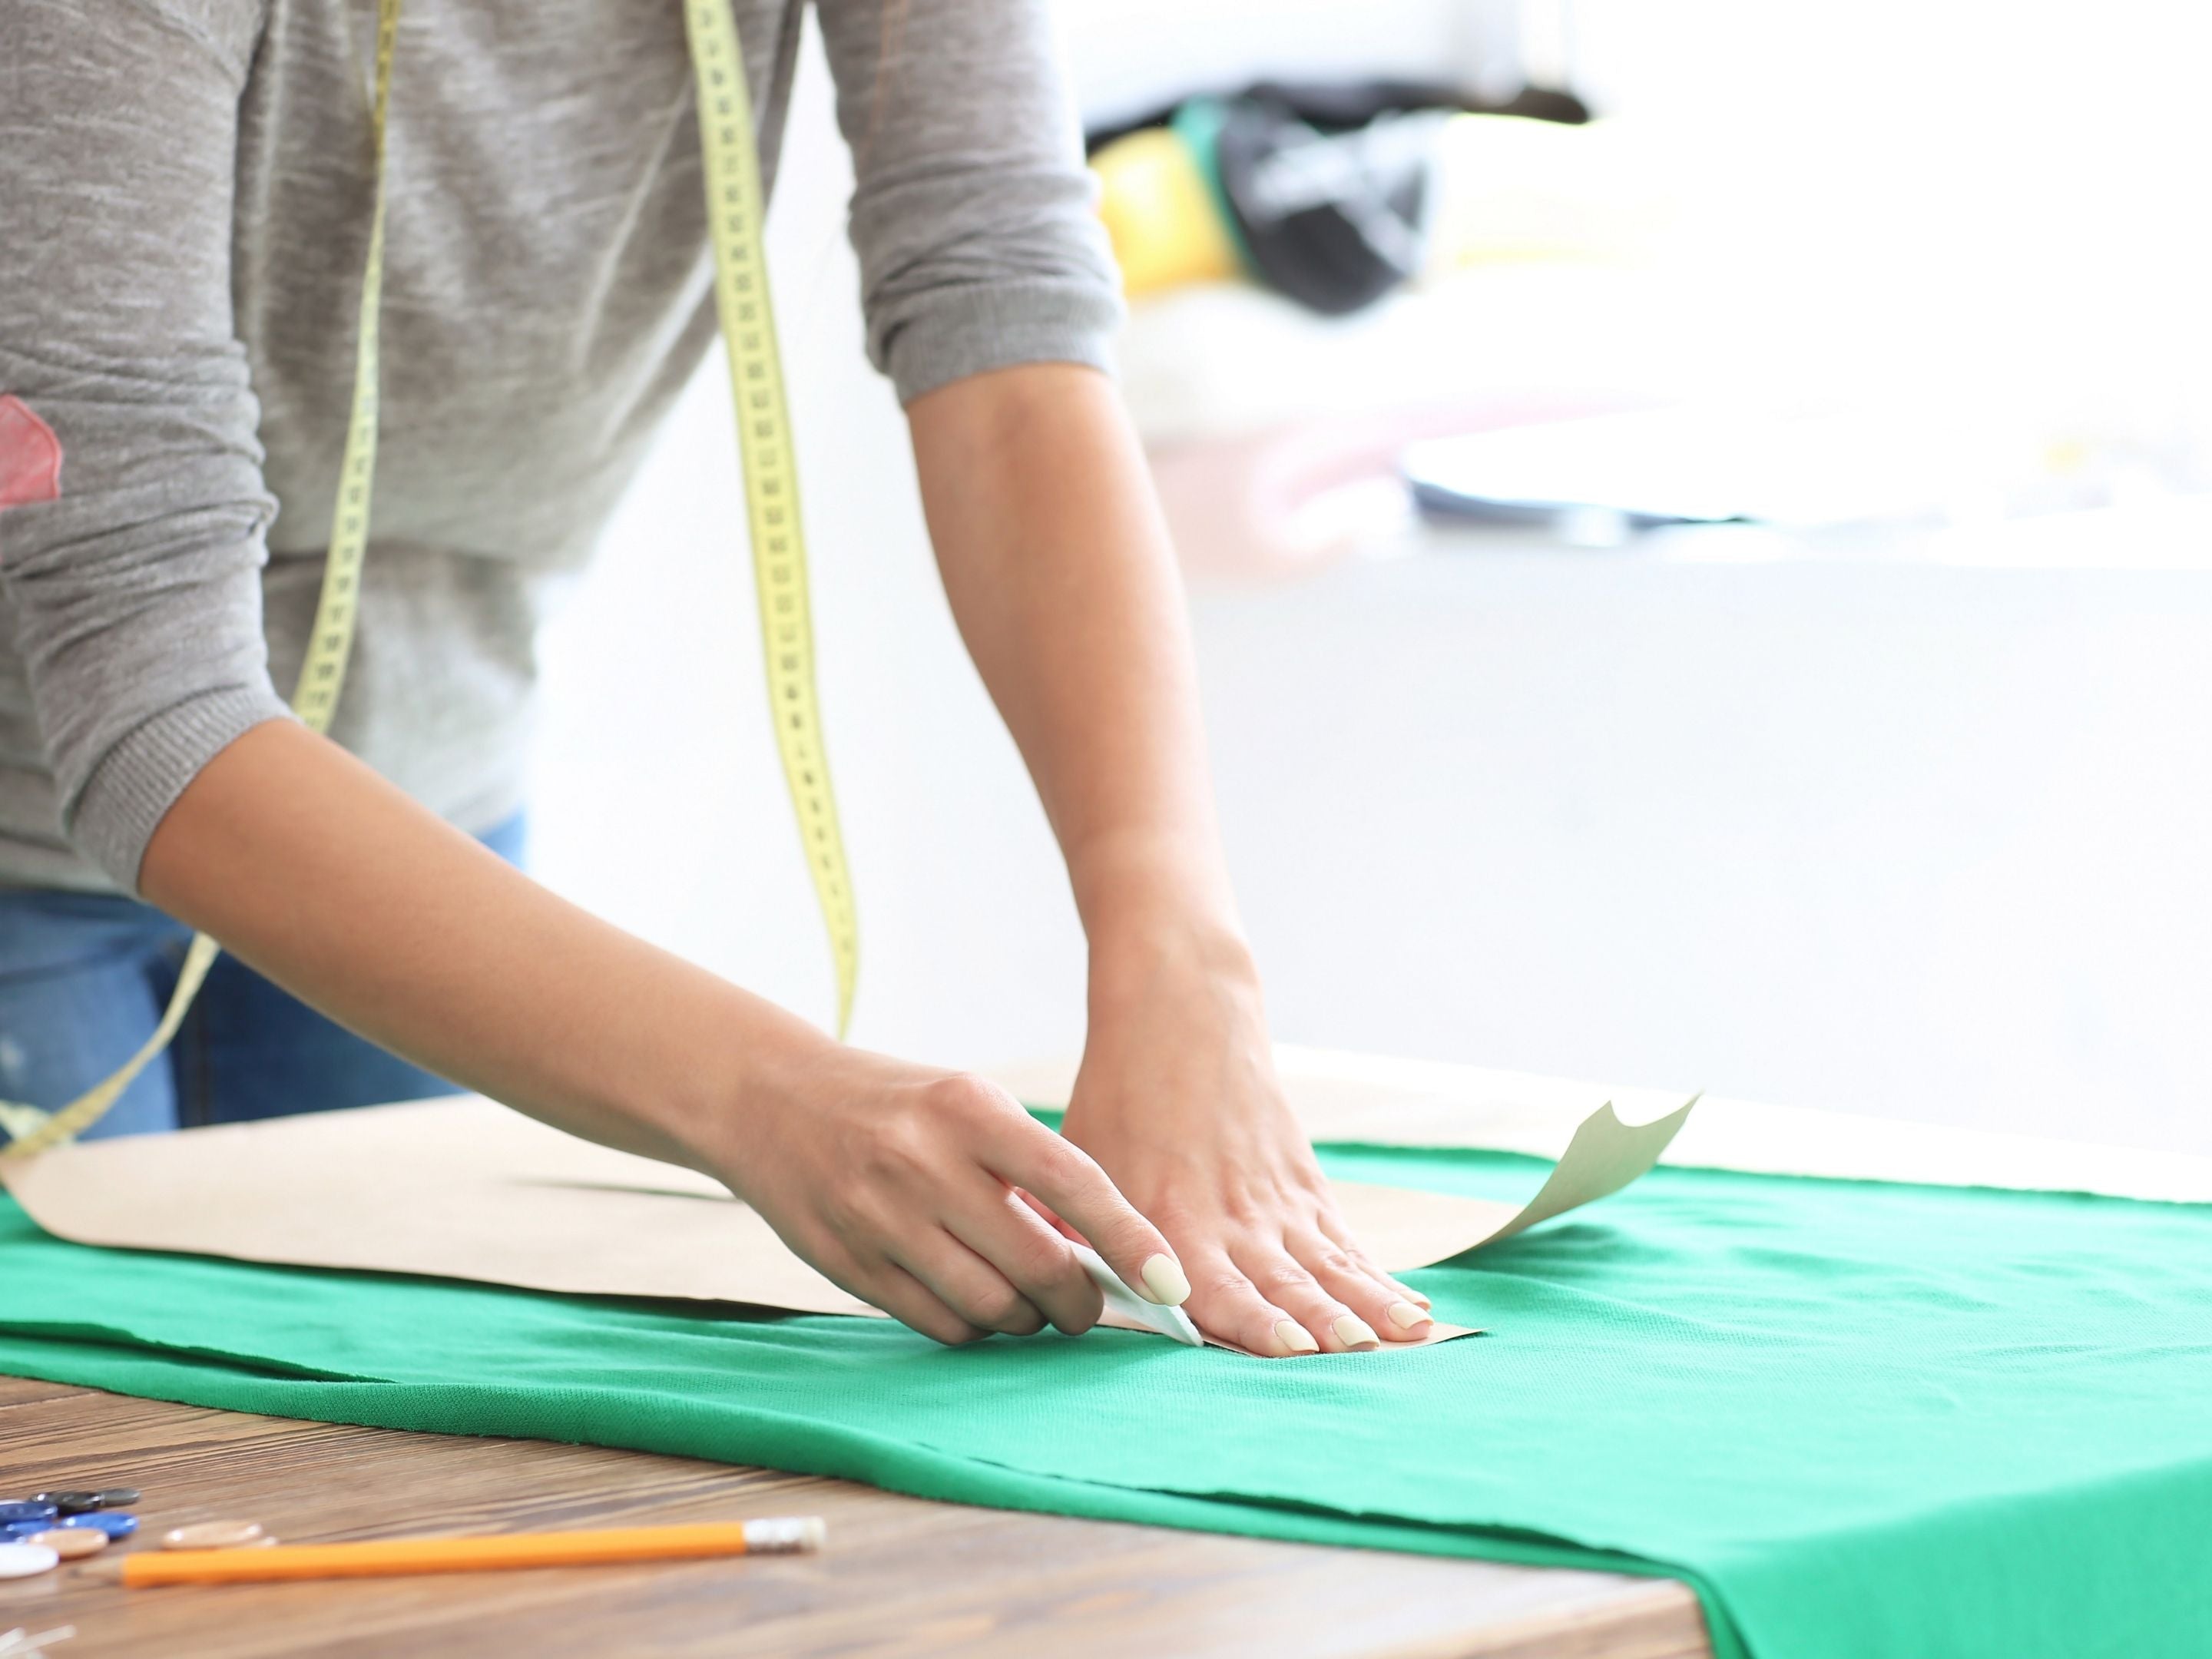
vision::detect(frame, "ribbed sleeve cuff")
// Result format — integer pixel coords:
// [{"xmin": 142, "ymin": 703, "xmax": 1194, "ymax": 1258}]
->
[
  {"xmin": 68, "ymin": 684, "xmax": 298, "ymax": 896},
  {"xmin": 882, "ymin": 277, "xmax": 1124, "ymax": 406}
]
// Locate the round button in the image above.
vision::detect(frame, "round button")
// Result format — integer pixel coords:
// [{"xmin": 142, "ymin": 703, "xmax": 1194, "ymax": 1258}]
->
[
  {"xmin": 0, "ymin": 1502, "xmax": 58, "ymax": 1525},
  {"xmin": 59, "ymin": 1512, "xmax": 137, "ymax": 1538},
  {"xmin": 31, "ymin": 1490, "xmax": 104, "ymax": 1515},
  {"xmin": 25, "ymin": 1527, "xmax": 106, "ymax": 1560},
  {"xmin": 0, "ymin": 1541, "xmax": 61, "ymax": 1579},
  {"xmin": 161, "ymin": 1519, "xmax": 266, "ymax": 1551}
]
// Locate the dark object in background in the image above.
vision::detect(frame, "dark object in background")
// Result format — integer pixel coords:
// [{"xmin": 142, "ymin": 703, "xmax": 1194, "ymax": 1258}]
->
[
  {"xmin": 1089, "ymin": 80, "xmax": 1591, "ymax": 318},
  {"xmin": 1212, "ymin": 94, "xmax": 1436, "ymax": 315},
  {"xmin": 1086, "ymin": 80, "xmax": 1591, "ymax": 154}
]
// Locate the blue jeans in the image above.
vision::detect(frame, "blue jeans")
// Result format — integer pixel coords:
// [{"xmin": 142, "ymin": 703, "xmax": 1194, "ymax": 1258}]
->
[{"xmin": 0, "ymin": 814, "xmax": 526, "ymax": 1141}]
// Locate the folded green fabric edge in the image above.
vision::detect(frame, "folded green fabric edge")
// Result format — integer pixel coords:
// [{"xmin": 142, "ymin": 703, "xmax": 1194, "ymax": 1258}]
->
[{"xmin": 0, "ymin": 1319, "xmax": 1742, "ymax": 1657}]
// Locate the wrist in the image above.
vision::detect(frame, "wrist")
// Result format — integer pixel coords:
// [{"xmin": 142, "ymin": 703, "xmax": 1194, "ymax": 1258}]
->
[
  {"xmin": 626, "ymin": 974, "xmax": 839, "ymax": 1187},
  {"xmin": 1087, "ymin": 909, "xmax": 1263, "ymax": 1031},
  {"xmin": 1072, "ymin": 830, "xmax": 1239, "ymax": 952}
]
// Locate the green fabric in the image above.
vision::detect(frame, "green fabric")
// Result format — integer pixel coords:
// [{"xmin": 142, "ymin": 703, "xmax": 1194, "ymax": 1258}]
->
[{"xmin": 5, "ymin": 1143, "xmax": 2210, "ymax": 1657}]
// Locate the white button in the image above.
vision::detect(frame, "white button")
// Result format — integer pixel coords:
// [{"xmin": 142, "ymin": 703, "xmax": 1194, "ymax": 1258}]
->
[{"xmin": 0, "ymin": 1541, "xmax": 61, "ymax": 1578}]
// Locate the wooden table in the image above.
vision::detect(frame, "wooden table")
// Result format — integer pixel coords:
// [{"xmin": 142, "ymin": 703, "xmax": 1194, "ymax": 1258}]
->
[
  {"xmin": 0, "ymin": 1376, "xmax": 1709, "ymax": 1658},
  {"xmin": 14, "ymin": 1051, "xmax": 2200, "ymax": 1657}
]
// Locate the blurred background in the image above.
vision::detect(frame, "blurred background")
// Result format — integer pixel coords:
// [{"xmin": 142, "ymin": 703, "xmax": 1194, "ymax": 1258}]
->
[{"xmin": 531, "ymin": 0, "xmax": 2212, "ymax": 1154}]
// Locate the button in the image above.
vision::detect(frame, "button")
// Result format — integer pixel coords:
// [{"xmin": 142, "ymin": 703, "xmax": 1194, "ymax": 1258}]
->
[
  {"xmin": 160, "ymin": 1519, "xmax": 266, "ymax": 1550},
  {"xmin": 58, "ymin": 1512, "xmax": 137, "ymax": 1538},
  {"xmin": 25, "ymin": 1527, "xmax": 106, "ymax": 1560},
  {"xmin": 5, "ymin": 1512, "xmax": 134, "ymax": 1538},
  {"xmin": 31, "ymin": 1490, "xmax": 104, "ymax": 1514},
  {"xmin": 0, "ymin": 1541, "xmax": 61, "ymax": 1579},
  {"xmin": 95, "ymin": 1487, "xmax": 143, "ymax": 1508},
  {"xmin": 0, "ymin": 1502, "xmax": 58, "ymax": 1525}
]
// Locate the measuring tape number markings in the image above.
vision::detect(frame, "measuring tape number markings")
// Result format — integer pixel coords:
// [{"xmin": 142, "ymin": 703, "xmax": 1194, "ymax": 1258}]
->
[{"xmin": 684, "ymin": 0, "xmax": 858, "ymax": 1041}]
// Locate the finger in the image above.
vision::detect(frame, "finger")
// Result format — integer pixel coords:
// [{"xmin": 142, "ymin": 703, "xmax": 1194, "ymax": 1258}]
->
[
  {"xmin": 859, "ymin": 1260, "xmax": 992, "ymax": 1347},
  {"xmin": 1295, "ymin": 1227, "xmax": 1433, "ymax": 1342},
  {"xmin": 778, "ymin": 1229, "xmax": 988, "ymax": 1347},
  {"xmin": 1015, "ymin": 1187, "xmax": 1083, "ymax": 1243},
  {"xmin": 1346, "ymin": 1247, "xmax": 1432, "ymax": 1311},
  {"xmin": 1179, "ymin": 1247, "xmax": 1319, "ymax": 1358},
  {"xmin": 1235, "ymin": 1240, "xmax": 1382, "ymax": 1353},
  {"xmin": 947, "ymin": 1181, "xmax": 1106, "ymax": 1335},
  {"xmin": 892, "ymin": 1227, "xmax": 1050, "ymax": 1338},
  {"xmin": 1316, "ymin": 1210, "xmax": 1433, "ymax": 1311},
  {"xmin": 977, "ymin": 1111, "xmax": 1188, "ymax": 1309}
]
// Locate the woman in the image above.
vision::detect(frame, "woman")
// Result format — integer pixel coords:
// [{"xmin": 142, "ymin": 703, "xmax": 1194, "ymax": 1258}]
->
[{"xmin": 0, "ymin": 0, "xmax": 1433, "ymax": 1356}]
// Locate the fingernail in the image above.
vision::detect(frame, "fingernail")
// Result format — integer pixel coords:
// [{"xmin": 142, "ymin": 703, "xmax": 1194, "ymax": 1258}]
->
[
  {"xmin": 1386, "ymin": 1300, "xmax": 1432, "ymax": 1330},
  {"xmin": 1333, "ymin": 1314, "xmax": 1381, "ymax": 1350},
  {"xmin": 1273, "ymin": 1320, "xmax": 1320, "ymax": 1356},
  {"xmin": 1138, "ymin": 1253, "xmax": 1191, "ymax": 1306}
]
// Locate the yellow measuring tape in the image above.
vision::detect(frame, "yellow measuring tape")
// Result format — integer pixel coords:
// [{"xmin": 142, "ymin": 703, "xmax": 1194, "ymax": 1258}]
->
[
  {"xmin": 0, "ymin": 0, "xmax": 853, "ymax": 1159},
  {"xmin": 684, "ymin": 0, "xmax": 857, "ymax": 1038}
]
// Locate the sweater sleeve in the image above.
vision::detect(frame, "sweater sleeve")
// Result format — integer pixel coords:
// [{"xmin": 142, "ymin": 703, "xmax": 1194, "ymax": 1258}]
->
[
  {"xmin": 0, "ymin": 0, "xmax": 292, "ymax": 896},
  {"xmin": 811, "ymin": 0, "xmax": 1125, "ymax": 405}
]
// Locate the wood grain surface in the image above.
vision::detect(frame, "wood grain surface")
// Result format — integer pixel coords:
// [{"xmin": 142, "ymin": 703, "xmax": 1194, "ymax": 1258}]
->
[{"xmin": 0, "ymin": 1376, "xmax": 1711, "ymax": 1658}]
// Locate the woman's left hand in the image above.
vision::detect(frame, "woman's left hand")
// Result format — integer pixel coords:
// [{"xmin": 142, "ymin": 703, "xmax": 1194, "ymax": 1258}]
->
[{"xmin": 1057, "ymin": 929, "xmax": 1435, "ymax": 1356}]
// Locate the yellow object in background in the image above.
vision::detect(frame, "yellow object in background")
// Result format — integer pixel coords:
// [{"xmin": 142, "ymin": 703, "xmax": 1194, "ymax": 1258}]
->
[
  {"xmin": 1091, "ymin": 127, "xmax": 1240, "ymax": 298},
  {"xmin": 1088, "ymin": 110, "xmax": 1681, "ymax": 308}
]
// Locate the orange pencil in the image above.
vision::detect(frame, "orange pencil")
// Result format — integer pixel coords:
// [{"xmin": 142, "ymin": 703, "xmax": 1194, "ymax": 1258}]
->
[{"xmin": 91, "ymin": 1518, "xmax": 826, "ymax": 1586}]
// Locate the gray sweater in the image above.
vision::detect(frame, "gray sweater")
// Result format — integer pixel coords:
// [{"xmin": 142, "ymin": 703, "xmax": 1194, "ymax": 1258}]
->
[{"xmin": 0, "ymin": 0, "xmax": 1119, "ymax": 894}]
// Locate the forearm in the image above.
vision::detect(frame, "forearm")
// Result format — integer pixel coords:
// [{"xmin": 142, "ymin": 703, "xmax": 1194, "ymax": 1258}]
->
[
  {"xmin": 906, "ymin": 363, "xmax": 1243, "ymax": 974},
  {"xmin": 912, "ymin": 382, "xmax": 1425, "ymax": 1354},
  {"xmin": 138, "ymin": 720, "xmax": 827, "ymax": 1168}
]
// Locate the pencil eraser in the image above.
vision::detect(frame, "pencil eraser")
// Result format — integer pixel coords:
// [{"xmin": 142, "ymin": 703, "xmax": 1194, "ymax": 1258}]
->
[{"xmin": 743, "ymin": 1515, "xmax": 827, "ymax": 1554}]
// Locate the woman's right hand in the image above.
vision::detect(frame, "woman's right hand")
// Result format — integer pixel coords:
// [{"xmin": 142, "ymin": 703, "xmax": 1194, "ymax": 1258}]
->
[{"xmin": 694, "ymin": 1042, "xmax": 1192, "ymax": 1345}]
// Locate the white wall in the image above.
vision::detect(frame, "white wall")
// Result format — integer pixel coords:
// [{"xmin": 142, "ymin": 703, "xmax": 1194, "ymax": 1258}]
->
[
  {"xmin": 1563, "ymin": 0, "xmax": 2212, "ymax": 485},
  {"xmin": 1190, "ymin": 541, "xmax": 2212, "ymax": 1157},
  {"xmin": 1056, "ymin": 0, "xmax": 1505, "ymax": 127}
]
